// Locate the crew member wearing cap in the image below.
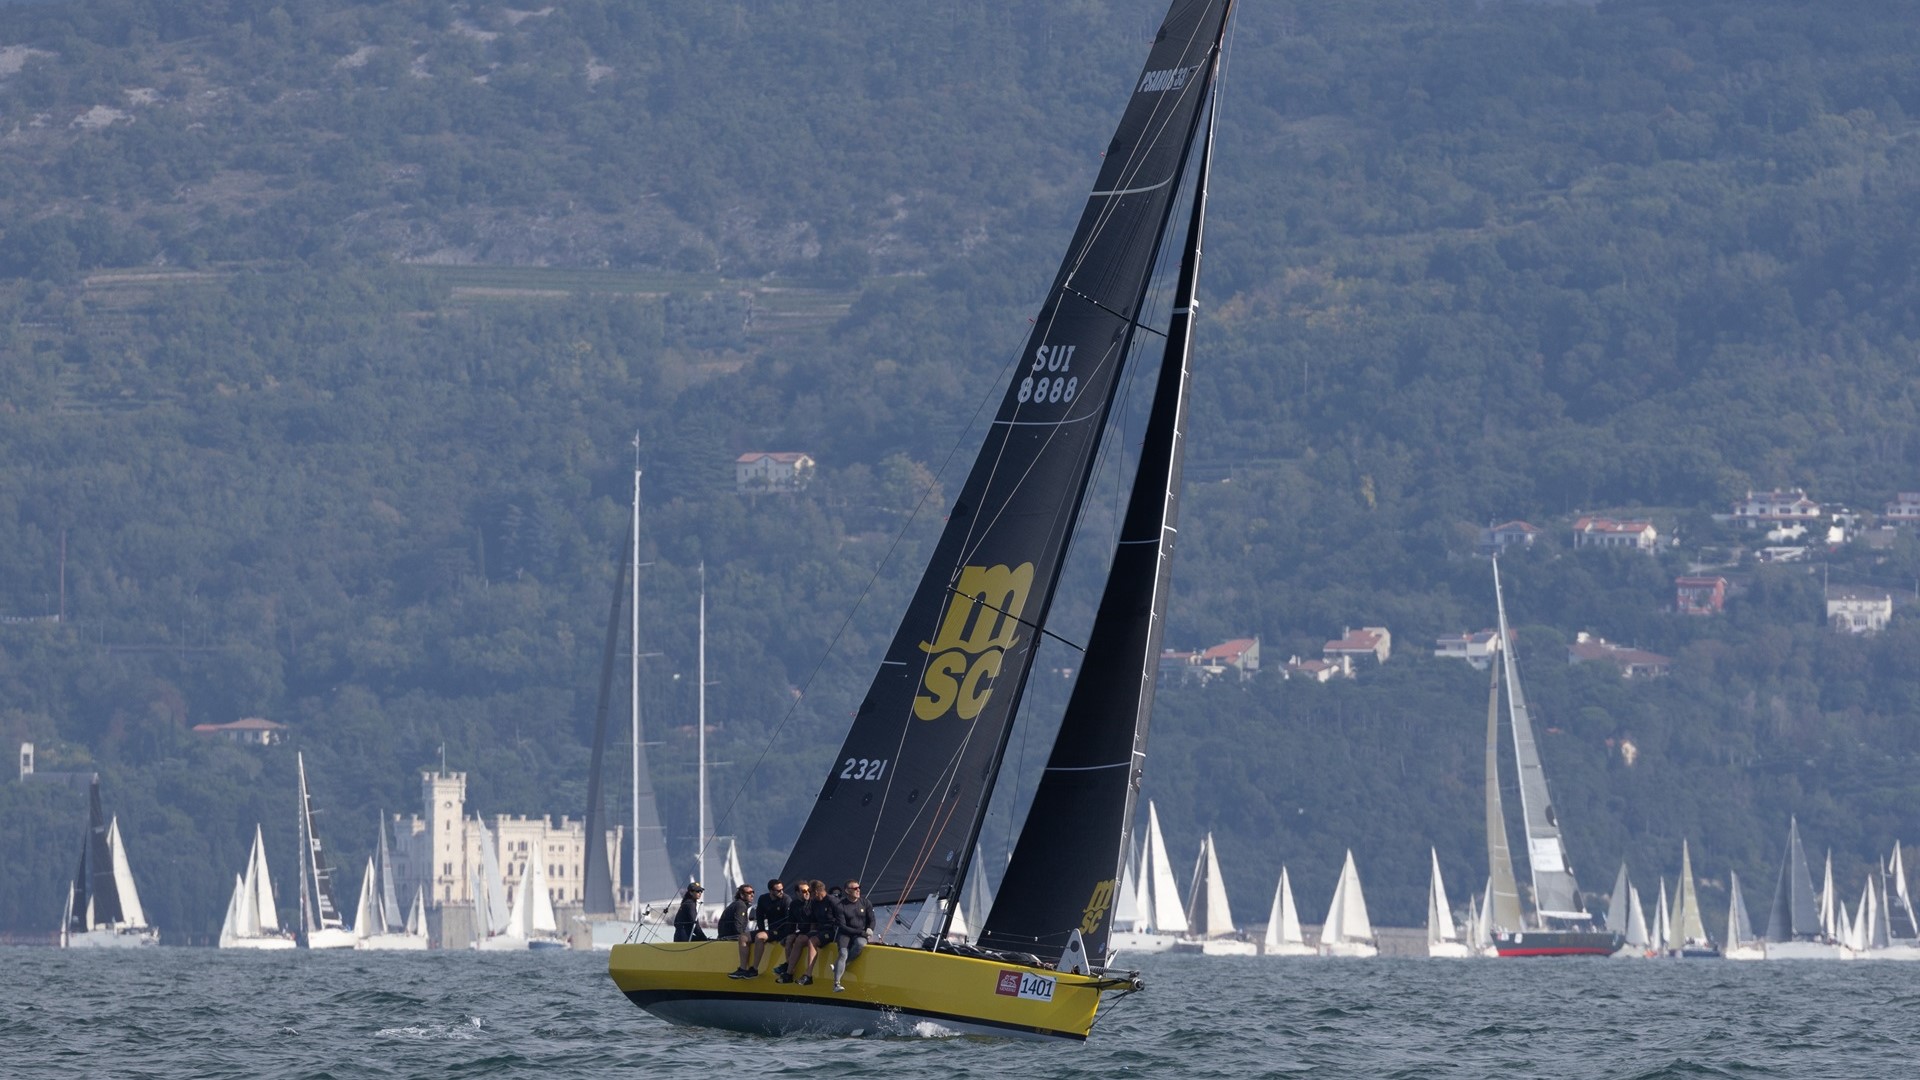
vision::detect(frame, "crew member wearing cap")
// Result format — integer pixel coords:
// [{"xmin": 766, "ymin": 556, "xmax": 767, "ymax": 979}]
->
[
  {"xmin": 672, "ymin": 882, "xmax": 706, "ymax": 942},
  {"xmin": 722, "ymin": 884, "xmax": 761, "ymax": 978}
]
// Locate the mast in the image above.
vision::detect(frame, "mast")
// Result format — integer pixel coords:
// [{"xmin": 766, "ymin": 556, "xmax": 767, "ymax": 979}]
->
[
  {"xmin": 298, "ymin": 754, "xmax": 314, "ymax": 940},
  {"xmin": 1483, "ymin": 653, "xmax": 1524, "ymax": 932},
  {"xmin": 778, "ymin": 0, "xmax": 1232, "ymax": 908},
  {"xmin": 579, "ymin": 494, "xmax": 631, "ymax": 916},
  {"xmin": 631, "ymin": 461, "xmax": 642, "ymax": 920},
  {"xmin": 697, "ymin": 562, "xmax": 708, "ymax": 891},
  {"xmin": 1491, "ymin": 557, "xmax": 1588, "ymax": 924},
  {"xmin": 977, "ymin": 39, "xmax": 1224, "ymax": 962}
]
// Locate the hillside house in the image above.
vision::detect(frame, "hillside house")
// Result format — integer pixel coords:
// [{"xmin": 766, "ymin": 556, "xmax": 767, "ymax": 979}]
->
[
  {"xmin": 1159, "ymin": 637, "xmax": 1260, "ymax": 683},
  {"xmin": 1282, "ymin": 655, "xmax": 1352, "ymax": 682},
  {"xmin": 1885, "ymin": 493, "xmax": 1920, "ymax": 526},
  {"xmin": 1567, "ymin": 633, "xmax": 1671, "ymax": 678},
  {"xmin": 1324, "ymin": 626, "xmax": 1391, "ymax": 665},
  {"xmin": 1827, "ymin": 588, "xmax": 1894, "ymax": 635},
  {"xmin": 1733, "ymin": 488, "xmax": 1821, "ymax": 528},
  {"xmin": 1434, "ymin": 629, "xmax": 1501, "ymax": 668},
  {"xmin": 1674, "ymin": 576, "xmax": 1727, "ymax": 616},
  {"xmin": 1479, "ymin": 520, "xmax": 1541, "ymax": 554},
  {"xmin": 734, "ymin": 452, "xmax": 815, "ymax": 493},
  {"xmin": 1572, "ymin": 516, "xmax": 1658, "ymax": 552}
]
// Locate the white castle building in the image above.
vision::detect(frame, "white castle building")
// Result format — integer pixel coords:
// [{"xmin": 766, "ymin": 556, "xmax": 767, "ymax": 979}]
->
[{"xmin": 389, "ymin": 769, "xmax": 622, "ymax": 924}]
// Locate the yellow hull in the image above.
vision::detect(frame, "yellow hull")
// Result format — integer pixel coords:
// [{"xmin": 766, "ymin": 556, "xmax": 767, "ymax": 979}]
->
[{"xmin": 608, "ymin": 940, "xmax": 1131, "ymax": 1041}]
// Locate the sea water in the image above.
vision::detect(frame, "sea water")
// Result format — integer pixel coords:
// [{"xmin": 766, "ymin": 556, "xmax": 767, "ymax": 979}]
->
[{"xmin": 2, "ymin": 948, "xmax": 1912, "ymax": 1078}]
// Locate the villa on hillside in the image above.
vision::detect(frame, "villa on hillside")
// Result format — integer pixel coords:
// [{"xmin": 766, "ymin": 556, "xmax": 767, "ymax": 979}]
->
[
  {"xmin": 1479, "ymin": 520, "xmax": 1541, "ymax": 555},
  {"xmin": 1567, "ymin": 633, "xmax": 1671, "ymax": 678},
  {"xmin": 734, "ymin": 452, "xmax": 815, "ymax": 493},
  {"xmin": 1324, "ymin": 626, "xmax": 1391, "ymax": 665},
  {"xmin": 1885, "ymin": 492, "xmax": 1920, "ymax": 526},
  {"xmin": 1733, "ymin": 488, "xmax": 1821, "ymax": 527},
  {"xmin": 1571, "ymin": 516, "xmax": 1658, "ymax": 552},
  {"xmin": 1282, "ymin": 655, "xmax": 1352, "ymax": 682},
  {"xmin": 1826, "ymin": 588, "xmax": 1894, "ymax": 635},
  {"xmin": 1674, "ymin": 576, "xmax": 1727, "ymax": 616},
  {"xmin": 1159, "ymin": 637, "xmax": 1261, "ymax": 683},
  {"xmin": 190, "ymin": 717, "xmax": 289, "ymax": 745},
  {"xmin": 1434, "ymin": 629, "xmax": 1501, "ymax": 668}
]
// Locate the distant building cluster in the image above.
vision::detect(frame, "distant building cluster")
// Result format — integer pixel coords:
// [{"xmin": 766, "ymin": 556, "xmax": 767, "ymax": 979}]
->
[
  {"xmin": 1160, "ymin": 637, "xmax": 1260, "ymax": 684},
  {"xmin": 1433, "ymin": 629, "xmax": 1501, "ymax": 668}
]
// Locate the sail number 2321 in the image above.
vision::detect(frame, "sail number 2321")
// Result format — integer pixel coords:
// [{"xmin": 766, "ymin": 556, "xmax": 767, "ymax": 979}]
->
[{"xmin": 839, "ymin": 757, "xmax": 888, "ymax": 781}]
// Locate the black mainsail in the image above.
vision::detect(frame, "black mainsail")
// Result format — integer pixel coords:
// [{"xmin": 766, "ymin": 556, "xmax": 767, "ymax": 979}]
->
[
  {"xmin": 780, "ymin": 0, "xmax": 1233, "ymax": 908},
  {"xmin": 70, "ymin": 776, "xmax": 123, "ymax": 930},
  {"xmin": 1766, "ymin": 815, "xmax": 1822, "ymax": 941},
  {"xmin": 977, "ymin": 81, "xmax": 1217, "ymax": 966}
]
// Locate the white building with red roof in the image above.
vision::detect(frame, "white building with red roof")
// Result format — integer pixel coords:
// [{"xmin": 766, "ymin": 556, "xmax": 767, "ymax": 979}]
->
[
  {"xmin": 1733, "ymin": 488, "xmax": 1820, "ymax": 527},
  {"xmin": 734, "ymin": 451, "xmax": 815, "ymax": 493},
  {"xmin": 1571, "ymin": 516, "xmax": 1657, "ymax": 552},
  {"xmin": 1323, "ymin": 626, "xmax": 1391, "ymax": 665}
]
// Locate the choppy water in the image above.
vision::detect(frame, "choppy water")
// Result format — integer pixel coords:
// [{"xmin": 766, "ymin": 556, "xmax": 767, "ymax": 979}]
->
[{"xmin": 3, "ymin": 948, "xmax": 1914, "ymax": 1078}]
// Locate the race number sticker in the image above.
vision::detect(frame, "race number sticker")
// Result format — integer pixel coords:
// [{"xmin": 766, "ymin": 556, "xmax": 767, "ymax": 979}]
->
[{"xmin": 994, "ymin": 970, "xmax": 1056, "ymax": 1002}]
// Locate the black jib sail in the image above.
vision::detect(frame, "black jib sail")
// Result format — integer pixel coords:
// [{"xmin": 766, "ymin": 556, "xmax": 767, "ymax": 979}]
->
[
  {"xmin": 977, "ymin": 82, "xmax": 1217, "ymax": 966},
  {"xmin": 780, "ymin": 0, "xmax": 1233, "ymax": 908},
  {"xmin": 1767, "ymin": 816, "xmax": 1822, "ymax": 941},
  {"xmin": 73, "ymin": 776, "xmax": 122, "ymax": 929}
]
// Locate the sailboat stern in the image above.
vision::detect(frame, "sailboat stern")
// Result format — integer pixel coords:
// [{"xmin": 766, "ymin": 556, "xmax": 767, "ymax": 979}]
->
[{"xmin": 609, "ymin": 940, "xmax": 1125, "ymax": 1041}]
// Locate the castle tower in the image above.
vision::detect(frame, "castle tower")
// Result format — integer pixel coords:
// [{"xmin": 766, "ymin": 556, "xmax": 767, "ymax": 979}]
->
[{"xmin": 424, "ymin": 769, "xmax": 468, "ymax": 905}]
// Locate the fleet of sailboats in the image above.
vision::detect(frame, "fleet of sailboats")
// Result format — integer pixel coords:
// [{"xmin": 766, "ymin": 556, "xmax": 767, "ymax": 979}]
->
[{"xmin": 354, "ymin": 815, "xmax": 428, "ymax": 951}]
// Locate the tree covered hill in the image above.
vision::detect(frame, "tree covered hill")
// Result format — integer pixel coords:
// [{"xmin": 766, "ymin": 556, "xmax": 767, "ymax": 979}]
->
[{"xmin": 3, "ymin": 0, "xmax": 1920, "ymax": 936}]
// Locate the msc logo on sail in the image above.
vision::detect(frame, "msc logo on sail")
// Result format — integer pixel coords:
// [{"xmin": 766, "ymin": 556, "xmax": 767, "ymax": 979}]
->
[
  {"xmin": 914, "ymin": 563, "xmax": 1035, "ymax": 722},
  {"xmin": 1136, "ymin": 64, "xmax": 1200, "ymax": 94},
  {"xmin": 1080, "ymin": 879, "xmax": 1115, "ymax": 936}
]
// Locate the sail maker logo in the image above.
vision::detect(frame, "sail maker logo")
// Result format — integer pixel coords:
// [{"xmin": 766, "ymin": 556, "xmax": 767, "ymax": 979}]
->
[
  {"xmin": 1136, "ymin": 64, "xmax": 1200, "ymax": 94},
  {"xmin": 913, "ymin": 563, "xmax": 1036, "ymax": 721}
]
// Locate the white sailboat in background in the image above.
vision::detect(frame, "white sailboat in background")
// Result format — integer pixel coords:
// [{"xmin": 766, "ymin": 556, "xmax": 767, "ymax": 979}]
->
[
  {"xmin": 1872, "ymin": 844, "xmax": 1920, "ymax": 959},
  {"xmin": 1174, "ymin": 832, "xmax": 1255, "ymax": 955},
  {"xmin": 1666, "ymin": 841, "xmax": 1718, "ymax": 958},
  {"xmin": 1110, "ymin": 802, "xmax": 1184, "ymax": 954},
  {"xmin": 1765, "ymin": 817, "xmax": 1850, "ymax": 959},
  {"xmin": 356, "ymin": 814, "xmax": 428, "ymax": 950},
  {"xmin": 61, "ymin": 777, "xmax": 159, "ymax": 948},
  {"xmin": 219, "ymin": 824, "xmax": 294, "ymax": 949},
  {"xmin": 1426, "ymin": 850, "xmax": 1472, "ymax": 958},
  {"xmin": 1724, "ymin": 870, "xmax": 1763, "ymax": 960},
  {"xmin": 296, "ymin": 754, "xmax": 355, "ymax": 950},
  {"xmin": 1653, "ymin": 879, "xmax": 1671, "ymax": 955},
  {"xmin": 514, "ymin": 854, "xmax": 567, "ymax": 951},
  {"xmin": 1605, "ymin": 864, "xmax": 1648, "ymax": 959},
  {"xmin": 473, "ymin": 816, "xmax": 523, "ymax": 951},
  {"xmin": 1260, "ymin": 866, "xmax": 1314, "ymax": 957},
  {"xmin": 1318, "ymin": 850, "xmax": 1377, "ymax": 958}
]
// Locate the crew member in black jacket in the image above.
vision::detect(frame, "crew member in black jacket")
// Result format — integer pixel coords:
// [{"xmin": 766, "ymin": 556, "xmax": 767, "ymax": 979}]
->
[
  {"xmin": 776, "ymin": 880, "xmax": 826, "ymax": 985},
  {"xmin": 752, "ymin": 879, "xmax": 790, "ymax": 979},
  {"xmin": 672, "ymin": 882, "xmax": 705, "ymax": 942},
  {"xmin": 828, "ymin": 879, "xmax": 877, "ymax": 993},
  {"xmin": 720, "ymin": 884, "xmax": 758, "ymax": 978}
]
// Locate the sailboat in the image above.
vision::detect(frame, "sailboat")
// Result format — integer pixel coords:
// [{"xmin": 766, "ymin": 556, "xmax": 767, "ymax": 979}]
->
[
  {"xmin": 355, "ymin": 814, "xmax": 428, "ymax": 950},
  {"xmin": 473, "ymin": 816, "xmax": 525, "ymax": 951},
  {"xmin": 1426, "ymin": 850, "xmax": 1472, "ymax": 958},
  {"xmin": 1260, "ymin": 866, "xmax": 1314, "ymax": 957},
  {"xmin": 1318, "ymin": 851, "xmax": 1377, "ymax": 958},
  {"xmin": 1174, "ymin": 833, "xmax": 1256, "ymax": 955},
  {"xmin": 1110, "ymin": 803, "xmax": 1185, "ymax": 955},
  {"xmin": 61, "ymin": 776, "xmax": 159, "ymax": 948},
  {"xmin": 610, "ymin": 0, "xmax": 1233, "ymax": 1040},
  {"xmin": 1723, "ymin": 870, "xmax": 1764, "ymax": 960},
  {"xmin": 1482, "ymin": 558, "xmax": 1622, "ymax": 957},
  {"xmin": 512, "ymin": 854, "xmax": 567, "ymax": 951},
  {"xmin": 1665, "ymin": 841, "xmax": 1719, "ymax": 958},
  {"xmin": 219, "ymin": 824, "xmax": 294, "ymax": 949},
  {"xmin": 583, "ymin": 457, "xmax": 684, "ymax": 950},
  {"xmin": 1873, "ymin": 844, "xmax": 1920, "ymax": 959},
  {"xmin": 294, "ymin": 753, "xmax": 355, "ymax": 949},
  {"xmin": 1764, "ymin": 817, "xmax": 1850, "ymax": 959}
]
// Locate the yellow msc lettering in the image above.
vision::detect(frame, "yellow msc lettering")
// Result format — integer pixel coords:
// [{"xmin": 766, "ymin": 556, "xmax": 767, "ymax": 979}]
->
[
  {"xmin": 919, "ymin": 563, "xmax": 1035, "ymax": 655},
  {"xmin": 1080, "ymin": 880, "xmax": 1115, "ymax": 936},
  {"xmin": 955, "ymin": 650, "xmax": 1005, "ymax": 720},
  {"xmin": 913, "ymin": 651, "xmax": 967, "ymax": 721}
]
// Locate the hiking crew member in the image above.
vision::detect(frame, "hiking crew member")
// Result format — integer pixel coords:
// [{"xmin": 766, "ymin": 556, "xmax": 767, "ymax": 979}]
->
[
  {"xmin": 828, "ymin": 879, "xmax": 877, "ymax": 993},
  {"xmin": 672, "ymin": 882, "xmax": 706, "ymax": 942},
  {"xmin": 776, "ymin": 880, "xmax": 828, "ymax": 985},
  {"xmin": 721, "ymin": 884, "xmax": 760, "ymax": 978}
]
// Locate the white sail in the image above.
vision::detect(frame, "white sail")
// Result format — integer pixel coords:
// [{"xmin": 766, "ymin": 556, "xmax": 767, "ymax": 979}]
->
[
  {"xmin": 1654, "ymin": 880, "xmax": 1671, "ymax": 951},
  {"xmin": 1820, "ymin": 852, "xmax": 1838, "ymax": 939},
  {"xmin": 503, "ymin": 859, "xmax": 530, "ymax": 941},
  {"xmin": 1185, "ymin": 833, "xmax": 1236, "ymax": 939},
  {"xmin": 1143, "ymin": 803, "xmax": 1188, "ymax": 934},
  {"xmin": 1606, "ymin": 863, "xmax": 1631, "ymax": 937},
  {"xmin": 720, "ymin": 838, "xmax": 746, "ymax": 902},
  {"xmin": 1673, "ymin": 841, "xmax": 1709, "ymax": 949},
  {"xmin": 1476, "ymin": 879, "xmax": 1495, "ymax": 947},
  {"xmin": 1114, "ymin": 849, "xmax": 1140, "ymax": 931},
  {"xmin": 354, "ymin": 857, "xmax": 380, "ymax": 939},
  {"xmin": 1728, "ymin": 871, "xmax": 1754, "ymax": 948},
  {"xmin": 250, "ymin": 825, "xmax": 280, "ymax": 934},
  {"xmin": 1263, "ymin": 866, "xmax": 1307, "ymax": 949},
  {"xmin": 220, "ymin": 873, "xmax": 245, "ymax": 947},
  {"xmin": 106, "ymin": 817, "xmax": 148, "ymax": 929},
  {"xmin": 378, "ymin": 816, "xmax": 404, "ymax": 929},
  {"xmin": 967, "ymin": 843, "xmax": 994, "ymax": 928},
  {"xmin": 406, "ymin": 887, "xmax": 426, "ymax": 937},
  {"xmin": 1626, "ymin": 884, "xmax": 1649, "ymax": 948},
  {"xmin": 478, "ymin": 817, "xmax": 510, "ymax": 935},
  {"xmin": 529, "ymin": 855, "xmax": 559, "ymax": 936},
  {"xmin": 1428, "ymin": 849, "xmax": 1460, "ymax": 944},
  {"xmin": 1322, "ymin": 850, "xmax": 1374, "ymax": 948}
]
